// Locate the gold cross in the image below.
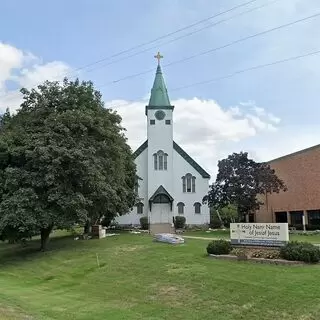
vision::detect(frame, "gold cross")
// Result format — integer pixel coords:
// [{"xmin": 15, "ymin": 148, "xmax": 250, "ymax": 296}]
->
[{"xmin": 154, "ymin": 51, "xmax": 163, "ymax": 65}]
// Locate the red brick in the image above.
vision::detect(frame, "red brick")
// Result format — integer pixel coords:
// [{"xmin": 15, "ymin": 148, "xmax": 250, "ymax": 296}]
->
[{"xmin": 255, "ymin": 144, "xmax": 320, "ymax": 222}]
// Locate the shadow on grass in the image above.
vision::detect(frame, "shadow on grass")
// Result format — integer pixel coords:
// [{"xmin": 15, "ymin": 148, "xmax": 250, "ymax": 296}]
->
[{"xmin": 0, "ymin": 234, "xmax": 83, "ymax": 267}]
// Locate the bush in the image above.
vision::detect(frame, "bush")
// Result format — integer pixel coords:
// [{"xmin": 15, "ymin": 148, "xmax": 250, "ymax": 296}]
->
[
  {"xmin": 140, "ymin": 217, "xmax": 149, "ymax": 230},
  {"xmin": 289, "ymin": 224, "xmax": 304, "ymax": 230},
  {"xmin": 306, "ymin": 224, "xmax": 320, "ymax": 231},
  {"xmin": 174, "ymin": 216, "xmax": 186, "ymax": 229},
  {"xmin": 206, "ymin": 239, "xmax": 232, "ymax": 255},
  {"xmin": 280, "ymin": 241, "xmax": 320, "ymax": 263}
]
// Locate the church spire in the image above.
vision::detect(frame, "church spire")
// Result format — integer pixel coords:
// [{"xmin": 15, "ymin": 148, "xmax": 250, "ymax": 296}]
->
[{"xmin": 148, "ymin": 52, "xmax": 171, "ymax": 107}]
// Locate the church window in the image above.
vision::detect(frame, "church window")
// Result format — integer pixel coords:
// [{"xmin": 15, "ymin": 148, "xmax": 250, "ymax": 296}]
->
[
  {"xmin": 153, "ymin": 150, "xmax": 168, "ymax": 170},
  {"xmin": 182, "ymin": 173, "xmax": 196, "ymax": 193},
  {"xmin": 137, "ymin": 202, "xmax": 144, "ymax": 214},
  {"xmin": 194, "ymin": 202, "xmax": 201, "ymax": 214},
  {"xmin": 150, "ymin": 119, "xmax": 155, "ymax": 125},
  {"xmin": 177, "ymin": 202, "xmax": 185, "ymax": 214},
  {"xmin": 153, "ymin": 194, "xmax": 170, "ymax": 203},
  {"xmin": 165, "ymin": 120, "xmax": 171, "ymax": 125}
]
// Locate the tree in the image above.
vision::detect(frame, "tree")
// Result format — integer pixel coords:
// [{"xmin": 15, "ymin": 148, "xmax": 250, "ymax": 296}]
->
[
  {"xmin": 0, "ymin": 78, "xmax": 136, "ymax": 250},
  {"xmin": 204, "ymin": 152, "xmax": 287, "ymax": 221}
]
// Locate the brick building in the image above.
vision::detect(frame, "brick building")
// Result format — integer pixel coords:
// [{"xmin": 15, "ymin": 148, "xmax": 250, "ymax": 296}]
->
[{"xmin": 255, "ymin": 144, "xmax": 320, "ymax": 229}]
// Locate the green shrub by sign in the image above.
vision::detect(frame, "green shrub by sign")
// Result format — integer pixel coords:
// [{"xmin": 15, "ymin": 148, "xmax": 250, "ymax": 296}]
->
[
  {"xmin": 280, "ymin": 241, "xmax": 320, "ymax": 263},
  {"xmin": 206, "ymin": 240, "xmax": 232, "ymax": 255}
]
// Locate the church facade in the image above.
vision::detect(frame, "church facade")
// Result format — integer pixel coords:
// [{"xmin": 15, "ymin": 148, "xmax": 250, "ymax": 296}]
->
[{"xmin": 115, "ymin": 55, "xmax": 210, "ymax": 230}]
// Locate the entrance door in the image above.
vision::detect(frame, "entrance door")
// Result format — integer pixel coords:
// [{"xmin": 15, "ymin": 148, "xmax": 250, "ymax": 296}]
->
[{"xmin": 151, "ymin": 203, "xmax": 171, "ymax": 224}]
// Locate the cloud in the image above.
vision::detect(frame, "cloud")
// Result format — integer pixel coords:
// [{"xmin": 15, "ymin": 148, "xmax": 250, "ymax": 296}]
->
[
  {"xmin": 106, "ymin": 97, "xmax": 281, "ymax": 178},
  {"xmin": 0, "ymin": 42, "xmax": 72, "ymax": 114}
]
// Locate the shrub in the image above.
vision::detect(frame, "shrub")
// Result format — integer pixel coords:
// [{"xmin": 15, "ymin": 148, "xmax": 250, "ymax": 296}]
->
[
  {"xmin": 206, "ymin": 239, "xmax": 232, "ymax": 255},
  {"xmin": 280, "ymin": 241, "xmax": 320, "ymax": 263},
  {"xmin": 174, "ymin": 216, "xmax": 186, "ymax": 229},
  {"xmin": 140, "ymin": 217, "xmax": 149, "ymax": 230},
  {"xmin": 306, "ymin": 224, "xmax": 320, "ymax": 231}
]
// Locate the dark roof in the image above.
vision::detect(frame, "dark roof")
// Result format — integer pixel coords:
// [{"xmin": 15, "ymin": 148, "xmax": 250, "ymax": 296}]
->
[
  {"xmin": 149, "ymin": 185, "xmax": 174, "ymax": 202},
  {"xmin": 132, "ymin": 140, "xmax": 211, "ymax": 179},
  {"xmin": 133, "ymin": 140, "xmax": 148, "ymax": 159},
  {"xmin": 173, "ymin": 141, "xmax": 211, "ymax": 179},
  {"xmin": 267, "ymin": 144, "xmax": 320, "ymax": 164}
]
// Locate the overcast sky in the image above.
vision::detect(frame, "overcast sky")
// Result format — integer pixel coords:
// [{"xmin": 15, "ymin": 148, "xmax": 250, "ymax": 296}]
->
[{"xmin": 1, "ymin": 0, "xmax": 320, "ymax": 178}]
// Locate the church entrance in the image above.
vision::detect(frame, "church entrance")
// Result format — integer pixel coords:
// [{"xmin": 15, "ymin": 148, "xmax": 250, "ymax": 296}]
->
[
  {"xmin": 148, "ymin": 186, "xmax": 174, "ymax": 233},
  {"xmin": 151, "ymin": 202, "xmax": 171, "ymax": 224}
]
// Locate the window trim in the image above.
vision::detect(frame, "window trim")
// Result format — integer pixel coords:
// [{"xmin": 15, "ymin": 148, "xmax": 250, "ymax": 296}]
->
[
  {"xmin": 177, "ymin": 202, "xmax": 185, "ymax": 214},
  {"xmin": 182, "ymin": 173, "xmax": 196, "ymax": 193},
  {"xmin": 194, "ymin": 202, "xmax": 201, "ymax": 214},
  {"xmin": 153, "ymin": 150, "xmax": 168, "ymax": 171},
  {"xmin": 136, "ymin": 202, "xmax": 144, "ymax": 214}
]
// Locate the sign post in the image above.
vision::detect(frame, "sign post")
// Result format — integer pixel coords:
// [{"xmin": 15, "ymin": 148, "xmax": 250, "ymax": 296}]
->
[{"xmin": 230, "ymin": 223, "xmax": 289, "ymax": 247}]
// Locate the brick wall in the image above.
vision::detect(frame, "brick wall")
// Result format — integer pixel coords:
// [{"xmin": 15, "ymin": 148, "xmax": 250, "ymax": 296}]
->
[{"xmin": 255, "ymin": 145, "xmax": 320, "ymax": 224}]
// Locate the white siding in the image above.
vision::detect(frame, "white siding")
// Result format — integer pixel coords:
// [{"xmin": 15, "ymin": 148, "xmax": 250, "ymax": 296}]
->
[
  {"xmin": 147, "ymin": 109, "xmax": 173, "ymax": 198},
  {"xmin": 115, "ymin": 145, "xmax": 148, "ymax": 225},
  {"xmin": 172, "ymin": 148, "xmax": 210, "ymax": 225}
]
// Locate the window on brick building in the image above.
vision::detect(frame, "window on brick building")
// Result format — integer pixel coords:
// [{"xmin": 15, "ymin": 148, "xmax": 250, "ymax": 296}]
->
[
  {"xmin": 275, "ymin": 211, "xmax": 288, "ymax": 223},
  {"xmin": 307, "ymin": 210, "xmax": 320, "ymax": 227},
  {"xmin": 290, "ymin": 210, "xmax": 303, "ymax": 227}
]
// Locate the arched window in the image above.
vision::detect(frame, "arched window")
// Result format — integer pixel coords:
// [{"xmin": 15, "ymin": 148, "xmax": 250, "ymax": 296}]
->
[
  {"xmin": 177, "ymin": 202, "xmax": 185, "ymax": 214},
  {"xmin": 153, "ymin": 150, "xmax": 168, "ymax": 170},
  {"xmin": 182, "ymin": 173, "xmax": 196, "ymax": 193},
  {"xmin": 136, "ymin": 202, "xmax": 144, "ymax": 214},
  {"xmin": 194, "ymin": 202, "xmax": 201, "ymax": 214}
]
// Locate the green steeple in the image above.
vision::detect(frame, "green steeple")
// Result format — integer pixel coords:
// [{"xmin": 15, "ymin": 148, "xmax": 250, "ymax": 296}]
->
[{"xmin": 148, "ymin": 63, "xmax": 171, "ymax": 107}]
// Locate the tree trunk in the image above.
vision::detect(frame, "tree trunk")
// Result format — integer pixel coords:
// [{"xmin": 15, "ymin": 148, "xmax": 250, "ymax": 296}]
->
[
  {"xmin": 84, "ymin": 220, "xmax": 92, "ymax": 234},
  {"xmin": 40, "ymin": 226, "xmax": 53, "ymax": 251}
]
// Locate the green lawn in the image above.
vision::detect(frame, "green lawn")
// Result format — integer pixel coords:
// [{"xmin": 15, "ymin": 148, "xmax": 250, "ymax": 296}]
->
[
  {"xmin": 184, "ymin": 229, "xmax": 320, "ymax": 243},
  {"xmin": 1, "ymin": 233, "xmax": 320, "ymax": 320}
]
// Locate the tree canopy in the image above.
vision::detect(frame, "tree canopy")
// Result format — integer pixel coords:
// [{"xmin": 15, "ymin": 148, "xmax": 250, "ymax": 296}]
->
[
  {"xmin": 0, "ymin": 78, "xmax": 136, "ymax": 249},
  {"xmin": 203, "ymin": 152, "xmax": 287, "ymax": 221}
]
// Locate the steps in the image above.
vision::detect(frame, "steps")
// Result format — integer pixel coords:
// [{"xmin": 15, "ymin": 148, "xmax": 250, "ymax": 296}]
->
[{"xmin": 150, "ymin": 223, "xmax": 175, "ymax": 234}]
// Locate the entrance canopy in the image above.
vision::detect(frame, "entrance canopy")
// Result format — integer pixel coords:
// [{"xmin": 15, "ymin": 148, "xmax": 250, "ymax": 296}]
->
[{"xmin": 149, "ymin": 185, "xmax": 174, "ymax": 211}]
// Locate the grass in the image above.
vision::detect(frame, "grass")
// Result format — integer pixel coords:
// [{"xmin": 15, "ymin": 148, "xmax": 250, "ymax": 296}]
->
[
  {"xmin": 0, "ymin": 232, "xmax": 320, "ymax": 320},
  {"xmin": 183, "ymin": 229, "xmax": 320, "ymax": 243}
]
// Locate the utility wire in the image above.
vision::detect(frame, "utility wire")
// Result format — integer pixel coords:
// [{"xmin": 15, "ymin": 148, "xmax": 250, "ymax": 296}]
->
[
  {"xmin": 0, "ymin": 0, "xmax": 263, "ymax": 103},
  {"xmin": 74, "ymin": 0, "xmax": 260, "ymax": 72},
  {"xmin": 105, "ymin": 49, "xmax": 320, "ymax": 108},
  {"xmin": 87, "ymin": 0, "xmax": 280, "ymax": 75},
  {"xmin": 101, "ymin": 11, "xmax": 320, "ymax": 87},
  {"xmin": 171, "ymin": 49, "xmax": 320, "ymax": 91}
]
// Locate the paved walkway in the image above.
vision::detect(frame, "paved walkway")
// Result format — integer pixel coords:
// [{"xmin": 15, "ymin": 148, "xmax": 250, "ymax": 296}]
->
[{"xmin": 183, "ymin": 235, "xmax": 221, "ymax": 240}]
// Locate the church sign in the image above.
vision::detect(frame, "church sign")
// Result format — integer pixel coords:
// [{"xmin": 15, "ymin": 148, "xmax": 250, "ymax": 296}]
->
[{"xmin": 230, "ymin": 223, "xmax": 289, "ymax": 247}]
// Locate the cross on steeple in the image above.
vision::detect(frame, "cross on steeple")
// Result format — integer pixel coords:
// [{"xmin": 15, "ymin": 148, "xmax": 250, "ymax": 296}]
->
[{"xmin": 154, "ymin": 51, "xmax": 163, "ymax": 65}]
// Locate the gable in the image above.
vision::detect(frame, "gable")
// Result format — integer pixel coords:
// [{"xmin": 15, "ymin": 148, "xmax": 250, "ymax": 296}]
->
[
  {"xmin": 133, "ymin": 140, "xmax": 148, "ymax": 159},
  {"xmin": 173, "ymin": 141, "xmax": 211, "ymax": 179},
  {"xmin": 132, "ymin": 140, "xmax": 211, "ymax": 179}
]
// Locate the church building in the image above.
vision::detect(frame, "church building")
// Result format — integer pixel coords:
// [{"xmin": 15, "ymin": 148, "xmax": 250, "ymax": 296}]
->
[{"xmin": 116, "ymin": 53, "xmax": 211, "ymax": 232}]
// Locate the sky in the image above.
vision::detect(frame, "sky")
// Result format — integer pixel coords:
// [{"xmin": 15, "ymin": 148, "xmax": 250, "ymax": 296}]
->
[{"xmin": 0, "ymin": 0, "xmax": 320, "ymax": 178}]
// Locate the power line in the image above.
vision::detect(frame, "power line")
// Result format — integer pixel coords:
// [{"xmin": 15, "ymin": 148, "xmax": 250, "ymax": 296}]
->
[
  {"xmin": 87, "ymin": 0, "xmax": 280, "ymax": 75},
  {"xmin": 105, "ymin": 49, "xmax": 320, "ymax": 108},
  {"xmin": 74, "ymin": 0, "xmax": 260, "ymax": 72},
  {"xmin": 0, "ymin": 0, "xmax": 263, "ymax": 104},
  {"xmin": 100, "ymin": 10, "xmax": 320, "ymax": 87},
  {"xmin": 171, "ymin": 49, "xmax": 320, "ymax": 91}
]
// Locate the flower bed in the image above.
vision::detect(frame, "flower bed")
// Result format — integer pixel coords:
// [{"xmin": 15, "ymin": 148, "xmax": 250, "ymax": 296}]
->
[{"xmin": 206, "ymin": 240, "xmax": 320, "ymax": 265}]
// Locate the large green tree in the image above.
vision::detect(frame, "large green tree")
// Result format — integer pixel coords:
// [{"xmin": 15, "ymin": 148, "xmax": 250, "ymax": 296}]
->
[
  {"xmin": 203, "ymin": 152, "xmax": 287, "ymax": 221},
  {"xmin": 0, "ymin": 79, "xmax": 136, "ymax": 250}
]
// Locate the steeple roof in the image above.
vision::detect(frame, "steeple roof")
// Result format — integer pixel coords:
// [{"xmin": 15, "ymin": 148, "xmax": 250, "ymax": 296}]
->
[{"xmin": 148, "ymin": 63, "xmax": 171, "ymax": 107}]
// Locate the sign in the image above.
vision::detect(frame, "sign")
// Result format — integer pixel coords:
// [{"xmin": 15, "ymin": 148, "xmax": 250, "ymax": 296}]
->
[{"xmin": 230, "ymin": 223, "xmax": 289, "ymax": 247}]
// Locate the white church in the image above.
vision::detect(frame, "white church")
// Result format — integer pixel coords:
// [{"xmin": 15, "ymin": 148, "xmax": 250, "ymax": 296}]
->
[{"xmin": 116, "ymin": 53, "xmax": 211, "ymax": 232}]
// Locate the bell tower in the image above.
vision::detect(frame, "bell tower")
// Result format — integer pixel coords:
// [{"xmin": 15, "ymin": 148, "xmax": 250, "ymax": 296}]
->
[{"xmin": 146, "ymin": 52, "xmax": 174, "ymax": 200}]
